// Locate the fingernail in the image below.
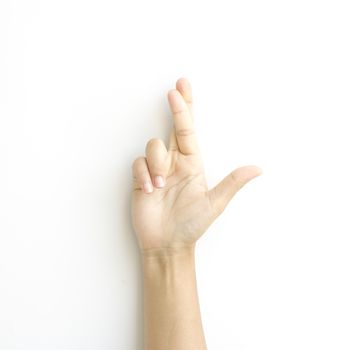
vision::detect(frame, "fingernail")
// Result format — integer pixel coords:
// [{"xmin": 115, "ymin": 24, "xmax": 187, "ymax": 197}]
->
[
  {"xmin": 154, "ymin": 175, "xmax": 165, "ymax": 188},
  {"xmin": 143, "ymin": 181, "xmax": 153, "ymax": 194}
]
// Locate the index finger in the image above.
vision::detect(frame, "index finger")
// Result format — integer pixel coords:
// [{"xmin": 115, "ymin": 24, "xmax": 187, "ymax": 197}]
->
[{"xmin": 167, "ymin": 89, "xmax": 199, "ymax": 156}]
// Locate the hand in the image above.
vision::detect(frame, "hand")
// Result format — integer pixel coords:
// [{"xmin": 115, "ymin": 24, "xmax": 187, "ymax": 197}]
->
[{"xmin": 131, "ymin": 78, "xmax": 262, "ymax": 254}]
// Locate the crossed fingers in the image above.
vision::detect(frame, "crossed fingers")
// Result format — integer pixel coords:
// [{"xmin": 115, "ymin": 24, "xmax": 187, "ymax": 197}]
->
[{"xmin": 133, "ymin": 78, "xmax": 199, "ymax": 194}]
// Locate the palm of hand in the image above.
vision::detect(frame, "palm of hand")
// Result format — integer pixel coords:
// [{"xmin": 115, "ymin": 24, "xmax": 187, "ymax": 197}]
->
[
  {"xmin": 131, "ymin": 78, "xmax": 262, "ymax": 253},
  {"xmin": 132, "ymin": 146, "xmax": 214, "ymax": 251}
]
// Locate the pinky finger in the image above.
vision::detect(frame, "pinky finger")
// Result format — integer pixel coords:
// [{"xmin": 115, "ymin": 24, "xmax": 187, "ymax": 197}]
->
[{"xmin": 132, "ymin": 156, "xmax": 153, "ymax": 194}]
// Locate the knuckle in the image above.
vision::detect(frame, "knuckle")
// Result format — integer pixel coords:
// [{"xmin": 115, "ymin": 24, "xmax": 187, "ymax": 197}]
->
[
  {"xmin": 230, "ymin": 171, "xmax": 241, "ymax": 191},
  {"xmin": 150, "ymin": 165, "xmax": 164, "ymax": 175},
  {"xmin": 173, "ymin": 109, "xmax": 187, "ymax": 116},
  {"xmin": 132, "ymin": 156, "xmax": 140, "ymax": 167},
  {"xmin": 135, "ymin": 168, "xmax": 150, "ymax": 182},
  {"xmin": 132, "ymin": 156, "xmax": 145, "ymax": 171},
  {"xmin": 214, "ymin": 196, "xmax": 226, "ymax": 217},
  {"xmin": 175, "ymin": 128, "xmax": 195, "ymax": 137},
  {"xmin": 132, "ymin": 157, "xmax": 152, "ymax": 183},
  {"xmin": 146, "ymin": 157, "xmax": 164, "ymax": 173},
  {"xmin": 208, "ymin": 189, "xmax": 224, "ymax": 218},
  {"xmin": 216, "ymin": 203, "xmax": 225, "ymax": 216},
  {"xmin": 140, "ymin": 172, "xmax": 151, "ymax": 181}
]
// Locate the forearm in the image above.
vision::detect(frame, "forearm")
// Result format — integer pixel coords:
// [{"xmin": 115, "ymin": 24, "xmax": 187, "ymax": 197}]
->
[{"xmin": 142, "ymin": 245, "xmax": 207, "ymax": 350}]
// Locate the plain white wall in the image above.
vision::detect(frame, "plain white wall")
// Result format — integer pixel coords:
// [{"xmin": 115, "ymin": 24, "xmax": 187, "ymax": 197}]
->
[{"xmin": 1, "ymin": 0, "xmax": 349, "ymax": 349}]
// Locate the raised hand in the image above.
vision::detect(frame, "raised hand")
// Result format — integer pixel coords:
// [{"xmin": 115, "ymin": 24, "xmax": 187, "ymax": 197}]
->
[{"xmin": 131, "ymin": 78, "xmax": 262, "ymax": 254}]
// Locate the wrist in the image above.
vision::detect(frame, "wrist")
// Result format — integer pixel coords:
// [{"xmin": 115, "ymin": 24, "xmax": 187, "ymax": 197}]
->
[
  {"xmin": 141, "ymin": 244, "xmax": 196, "ymax": 273},
  {"xmin": 141, "ymin": 244, "xmax": 196, "ymax": 261}
]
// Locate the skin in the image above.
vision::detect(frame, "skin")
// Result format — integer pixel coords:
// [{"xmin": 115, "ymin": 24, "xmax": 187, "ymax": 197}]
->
[{"xmin": 131, "ymin": 77, "xmax": 263, "ymax": 350}]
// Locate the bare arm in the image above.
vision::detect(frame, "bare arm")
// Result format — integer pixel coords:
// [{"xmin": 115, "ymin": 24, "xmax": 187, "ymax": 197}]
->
[
  {"xmin": 131, "ymin": 77, "xmax": 262, "ymax": 350},
  {"xmin": 142, "ymin": 246, "xmax": 205, "ymax": 349}
]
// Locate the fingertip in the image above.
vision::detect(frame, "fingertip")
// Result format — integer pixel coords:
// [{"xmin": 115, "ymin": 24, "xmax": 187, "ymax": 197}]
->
[
  {"xmin": 233, "ymin": 165, "xmax": 263, "ymax": 186},
  {"xmin": 176, "ymin": 77, "xmax": 190, "ymax": 88},
  {"xmin": 167, "ymin": 88, "xmax": 178, "ymax": 102},
  {"xmin": 168, "ymin": 89, "xmax": 187, "ymax": 110},
  {"xmin": 255, "ymin": 166, "xmax": 263, "ymax": 176},
  {"xmin": 246, "ymin": 166, "xmax": 264, "ymax": 180},
  {"xmin": 242, "ymin": 165, "xmax": 263, "ymax": 175}
]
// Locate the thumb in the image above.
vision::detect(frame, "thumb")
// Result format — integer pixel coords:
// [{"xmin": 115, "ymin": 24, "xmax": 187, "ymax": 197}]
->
[{"xmin": 208, "ymin": 165, "xmax": 263, "ymax": 217}]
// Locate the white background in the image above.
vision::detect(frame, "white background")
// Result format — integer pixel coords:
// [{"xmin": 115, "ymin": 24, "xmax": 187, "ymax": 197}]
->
[{"xmin": 1, "ymin": 1, "xmax": 350, "ymax": 349}]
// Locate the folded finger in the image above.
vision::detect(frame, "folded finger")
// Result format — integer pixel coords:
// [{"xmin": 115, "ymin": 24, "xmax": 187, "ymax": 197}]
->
[
  {"xmin": 132, "ymin": 156, "xmax": 153, "ymax": 194},
  {"xmin": 145, "ymin": 138, "xmax": 168, "ymax": 188}
]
